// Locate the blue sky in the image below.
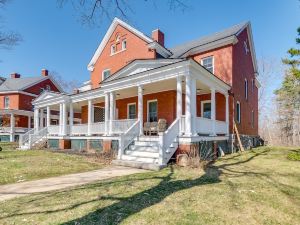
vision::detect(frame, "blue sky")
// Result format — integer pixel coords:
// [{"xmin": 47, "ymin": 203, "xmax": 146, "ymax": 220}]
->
[{"xmin": 0, "ymin": 0, "xmax": 299, "ymax": 86}]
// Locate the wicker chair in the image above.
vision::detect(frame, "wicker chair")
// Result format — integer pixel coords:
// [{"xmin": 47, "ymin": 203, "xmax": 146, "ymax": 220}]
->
[
  {"xmin": 149, "ymin": 122, "xmax": 158, "ymax": 135},
  {"xmin": 143, "ymin": 122, "xmax": 151, "ymax": 135},
  {"xmin": 158, "ymin": 119, "xmax": 167, "ymax": 132}
]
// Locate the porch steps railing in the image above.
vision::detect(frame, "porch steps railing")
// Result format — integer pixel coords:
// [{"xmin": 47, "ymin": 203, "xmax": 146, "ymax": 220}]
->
[{"xmin": 18, "ymin": 127, "xmax": 48, "ymax": 150}]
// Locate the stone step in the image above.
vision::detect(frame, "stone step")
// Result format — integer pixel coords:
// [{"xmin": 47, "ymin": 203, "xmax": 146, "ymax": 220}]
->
[
  {"xmin": 121, "ymin": 155, "xmax": 158, "ymax": 164},
  {"xmin": 112, "ymin": 159, "xmax": 165, "ymax": 171},
  {"xmin": 134, "ymin": 141, "xmax": 160, "ymax": 147},
  {"xmin": 125, "ymin": 150, "xmax": 159, "ymax": 158}
]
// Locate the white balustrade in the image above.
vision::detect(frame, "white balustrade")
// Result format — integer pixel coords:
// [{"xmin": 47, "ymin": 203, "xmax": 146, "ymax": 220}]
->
[
  {"xmin": 48, "ymin": 125, "xmax": 60, "ymax": 135},
  {"xmin": 90, "ymin": 122, "xmax": 105, "ymax": 135},
  {"xmin": 19, "ymin": 128, "xmax": 34, "ymax": 147},
  {"xmin": 70, "ymin": 124, "xmax": 88, "ymax": 135},
  {"xmin": 111, "ymin": 119, "xmax": 137, "ymax": 134},
  {"xmin": 215, "ymin": 121, "xmax": 228, "ymax": 134},
  {"xmin": 118, "ymin": 120, "xmax": 140, "ymax": 159}
]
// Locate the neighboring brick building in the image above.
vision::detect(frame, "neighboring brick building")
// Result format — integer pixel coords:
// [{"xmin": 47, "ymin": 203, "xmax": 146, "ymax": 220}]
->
[
  {"xmin": 31, "ymin": 18, "xmax": 260, "ymax": 169},
  {"xmin": 0, "ymin": 69, "xmax": 63, "ymax": 142}
]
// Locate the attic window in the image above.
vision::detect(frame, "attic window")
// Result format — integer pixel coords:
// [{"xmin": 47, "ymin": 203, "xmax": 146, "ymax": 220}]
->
[
  {"xmin": 116, "ymin": 34, "xmax": 120, "ymax": 42},
  {"xmin": 201, "ymin": 56, "xmax": 214, "ymax": 73},
  {"xmin": 46, "ymin": 85, "xmax": 51, "ymax": 91},
  {"xmin": 111, "ymin": 45, "xmax": 116, "ymax": 55},
  {"xmin": 122, "ymin": 39, "xmax": 127, "ymax": 50}
]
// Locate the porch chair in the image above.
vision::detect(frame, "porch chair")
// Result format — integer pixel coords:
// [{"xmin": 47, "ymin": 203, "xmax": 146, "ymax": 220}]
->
[
  {"xmin": 143, "ymin": 122, "xmax": 151, "ymax": 135},
  {"xmin": 158, "ymin": 119, "xmax": 167, "ymax": 133},
  {"xmin": 149, "ymin": 122, "xmax": 158, "ymax": 135}
]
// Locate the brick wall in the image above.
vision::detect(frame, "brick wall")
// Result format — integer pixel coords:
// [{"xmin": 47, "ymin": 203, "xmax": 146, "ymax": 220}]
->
[{"xmin": 90, "ymin": 24, "xmax": 156, "ymax": 88}]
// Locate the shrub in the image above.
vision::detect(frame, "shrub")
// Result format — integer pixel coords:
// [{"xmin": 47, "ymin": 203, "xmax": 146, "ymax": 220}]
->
[{"xmin": 287, "ymin": 151, "xmax": 300, "ymax": 161}]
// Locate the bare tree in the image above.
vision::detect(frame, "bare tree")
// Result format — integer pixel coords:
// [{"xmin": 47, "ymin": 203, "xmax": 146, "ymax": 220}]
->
[
  {"xmin": 57, "ymin": 0, "xmax": 189, "ymax": 27},
  {"xmin": 49, "ymin": 70, "xmax": 81, "ymax": 94},
  {"xmin": 0, "ymin": 0, "xmax": 21, "ymax": 50}
]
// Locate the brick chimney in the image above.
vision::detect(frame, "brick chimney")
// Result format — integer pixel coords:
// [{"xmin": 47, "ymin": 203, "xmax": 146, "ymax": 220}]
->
[
  {"xmin": 41, "ymin": 69, "xmax": 48, "ymax": 77},
  {"xmin": 11, "ymin": 73, "xmax": 21, "ymax": 78},
  {"xmin": 152, "ymin": 29, "xmax": 164, "ymax": 47}
]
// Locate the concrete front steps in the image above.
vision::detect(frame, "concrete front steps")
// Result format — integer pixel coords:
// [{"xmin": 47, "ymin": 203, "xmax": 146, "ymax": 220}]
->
[{"xmin": 112, "ymin": 136, "xmax": 167, "ymax": 171}]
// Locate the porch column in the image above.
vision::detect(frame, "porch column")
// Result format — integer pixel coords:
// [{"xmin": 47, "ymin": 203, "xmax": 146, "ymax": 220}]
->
[
  {"xmin": 10, "ymin": 113, "xmax": 15, "ymax": 142},
  {"xmin": 109, "ymin": 92, "xmax": 116, "ymax": 135},
  {"xmin": 176, "ymin": 76, "xmax": 182, "ymax": 118},
  {"xmin": 138, "ymin": 85, "xmax": 143, "ymax": 135},
  {"xmin": 34, "ymin": 108, "xmax": 39, "ymax": 133},
  {"xmin": 46, "ymin": 106, "xmax": 51, "ymax": 127},
  {"xmin": 87, "ymin": 99, "xmax": 92, "ymax": 136},
  {"xmin": 210, "ymin": 88, "xmax": 216, "ymax": 136},
  {"xmin": 28, "ymin": 116, "xmax": 31, "ymax": 129},
  {"xmin": 40, "ymin": 108, "xmax": 44, "ymax": 128},
  {"xmin": 59, "ymin": 103, "xmax": 63, "ymax": 135},
  {"xmin": 62, "ymin": 103, "xmax": 67, "ymax": 136},
  {"xmin": 185, "ymin": 74, "xmax": 196, "ymax": 136},
  {"xmin": 69, "ymin": 103, "xmax": 74, "ymax": 127},
  {"xmin": 104, "ymin": 93, "xmax": 110, "ymax": 135},
  {"xmin": 225, "ymin": 94, "xmax": 229, "ymax": 136}
]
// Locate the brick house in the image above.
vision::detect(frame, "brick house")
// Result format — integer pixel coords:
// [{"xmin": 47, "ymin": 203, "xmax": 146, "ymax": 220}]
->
[
  {"xmin": 0, "ymin": 69, "xmax": 64, "ymax": 142},
  {"xmin": 28, "ymin": 18, "xmax": 260, "ymax": 169}
]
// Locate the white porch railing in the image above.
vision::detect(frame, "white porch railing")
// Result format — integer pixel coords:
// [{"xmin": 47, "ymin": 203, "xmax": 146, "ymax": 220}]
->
[
  {"xmin": 70, "ymin": 124, "xmax": 88, "ymax": 135},
  {"xmin": 111, "ymin": 119, "xmax": 137, "ymax": 134},
  {"xmin": 48, "ymin": 125, "xmax": 60, "ymax": 135},
  {"xmin": 90, "ymin": 122, "xmax": 105, "ymax": 134},
  {"xmin": 19, "ymin": 128, "xmax": 34, "ymax": 147},
  {"xmin": 195, "ymin": 117, "xmax": 213, "ymax": 134},
  {"xmin": 118, "ymin": 120, "xmax": 140, "ymax": 159},
  {"xmin": 0, "ymin": 127, "xmax": 30, "ymax": 133},
  {"xmin": 216, "ymin": 120, "xmax": 227, "ymax": 134},
  {"xmin": 159, "ymin": 118, "xmax": 180, "ymax": 165}
]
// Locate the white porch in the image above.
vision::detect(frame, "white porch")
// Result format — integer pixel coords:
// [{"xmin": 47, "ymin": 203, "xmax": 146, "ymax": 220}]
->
[{"xmin": 25, "ymin": 59, "xmax": 231, "ymax": 167}]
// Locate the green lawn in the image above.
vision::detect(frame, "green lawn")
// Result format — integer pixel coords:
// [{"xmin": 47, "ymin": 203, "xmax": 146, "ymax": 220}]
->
[
  {"xmin": 0, "ymin": 146, "xmax": 299, "ymax": 225},
  {"xmin": 0, "ymin": 145, "xmax": 104, "ymax": 185}
]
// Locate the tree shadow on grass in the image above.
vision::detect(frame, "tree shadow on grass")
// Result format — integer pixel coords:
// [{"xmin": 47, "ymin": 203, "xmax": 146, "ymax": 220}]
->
[{"xmin": 0, "ymin": 148, "xmax": 275, "ymax": 224}]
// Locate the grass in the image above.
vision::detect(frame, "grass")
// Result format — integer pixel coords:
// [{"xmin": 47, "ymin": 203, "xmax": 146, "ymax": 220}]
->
[
  {"xmin": 0, "ymin": 144, "xmax": 104, "ymax": 185},
  {"xmin": 0, "ymin": 146, "xmax": 299, "ymax": 225},
  {"xmin": 287, "ymin": 149, "xmax": 300, "ymax": 161}
]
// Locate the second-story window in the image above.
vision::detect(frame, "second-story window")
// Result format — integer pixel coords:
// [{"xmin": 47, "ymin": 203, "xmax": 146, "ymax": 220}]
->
[
  {"xmin": 122, "ymin": 39, "xmax": 127, "ymax": 50},
  {"xmin": 102, "ymin": 69, "xmax": 111, "ymax": 80},
  {"xmin": 201, "ymin": 56, "xmax": 214, "ymax": 73},
  {"xmin": 245, "ymin": 79, "xmax": 248, "ymax": 100},
  {"xmin": 4, "ymin": 96, "xmax": 9, "ymax": 109},
  {"xmin": 111, "ymin": 45, "xmax": 116, "ymax": 55}
]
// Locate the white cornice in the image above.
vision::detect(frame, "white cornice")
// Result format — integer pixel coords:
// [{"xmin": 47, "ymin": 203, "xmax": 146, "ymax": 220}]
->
[{"xmin": 0, "ymin": 91, "xmax": 38, "ymax": 97}]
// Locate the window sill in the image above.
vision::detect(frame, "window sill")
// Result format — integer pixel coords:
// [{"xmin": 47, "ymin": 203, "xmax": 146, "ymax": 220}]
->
[{"xmin": 110, "ymin": 48, "xmax": 127, "ymax": 56}]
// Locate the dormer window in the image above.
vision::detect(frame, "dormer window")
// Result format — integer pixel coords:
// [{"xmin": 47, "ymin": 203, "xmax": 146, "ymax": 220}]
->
[
  {"xmin": 201, "ymin": 56, "xmax": 214, "ymax": 73},
  {"xmin": 111, "ymin": 45, "xmax": 116, "ymax": 55},
  {"xmin": 122, "ymin": 39, "xmax": 127, "ymax": 50}
]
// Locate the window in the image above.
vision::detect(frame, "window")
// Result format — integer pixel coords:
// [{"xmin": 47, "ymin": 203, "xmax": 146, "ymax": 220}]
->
[
  {"xmin": 251, "ymin": 110, "xmax": 254, "ymax": 128},
  {"xmin": 201, "ymin": 100, "xmax": 211, "ymax": 119},
  {"xmin": 127, "ymin": 103, "xmax": 136, "ymax": 119},
  {"xmin": 244, "ymin": 40, "xmax": 249, "ymax": 54},
  {"xmin": 111, "ymin": 45, "xmax": 116, "ymax": 55},
  {"xmin": 40, "ymin": 88, "xmax": 45, "ymax": 94},
  {"xmin": 122, "ymin": 39, "xmax": 127, "ymax": 50},
  {"xmin": 236, "ymin": 101, "xmax": 241, "ymax": 123},
  {"xmin": 201, "ymin": 56, "xmax": 214, "ymax": 73},
  {"xmin": 46, "ymin": 85, "xmax": 51, "ymax": 91},
  {"xmin": 116, "ymin": 34, "xmax": 120, "ymax": 42},
  {"xmin": 147, "ymin": 100, "xmax": 158, "ymax": 122},
  {"xmin": 102, "ymin": 69, "xmax": 111, "ymax": 80},
  {"xmin": 4, "ymin": 96, "xmax": 9, "ymax": 109},
  {"xmin": 245, "ymin": 79, "xmax": 248, "ymax": 100}
]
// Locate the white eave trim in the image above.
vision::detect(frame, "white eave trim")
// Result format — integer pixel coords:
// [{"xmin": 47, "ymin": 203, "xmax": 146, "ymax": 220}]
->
[
  {"xmin": 147, "ymin": 42, "xmax": 172, "ymax": 58},
  {"xmin": 87, "ymin": 17, "xmax": 153, "ymax": 71},
  {"xmin": 0, "ymin": 91, "xmax": 38, "ymax": 97}
]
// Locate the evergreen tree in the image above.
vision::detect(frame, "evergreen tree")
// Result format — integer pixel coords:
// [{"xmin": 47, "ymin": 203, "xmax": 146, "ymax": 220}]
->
[{"xmin": 275, "ymin": 27, "xmax": 300, "ymax": 146}]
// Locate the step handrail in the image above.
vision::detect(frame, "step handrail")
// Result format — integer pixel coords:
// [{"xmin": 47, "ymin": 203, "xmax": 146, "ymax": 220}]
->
[
  {"xmin": 19, "ymin": 128, "xmax": 34, "ymax": 147},
  {"xmin": 118, "ymin": 120, "xmax": 140, "ymax": 160},
  {"xmin": 28, "ymin": 127, "xmax": 48, "ymax": 149},
  {"xmin": 159, "ymin": 118, "xmax": 180, "ymax": 165}
]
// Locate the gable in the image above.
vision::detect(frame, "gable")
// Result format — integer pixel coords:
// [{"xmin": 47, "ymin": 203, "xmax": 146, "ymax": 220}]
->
[
  {"xmin": 23, "ymin": 78, "xmax": 61, "ymax": 95},
  {"xmin": 33, "ymin": 91, "xmax": 64, "ymax": 104},
  {"xmin": 90, "ymin": 21, "xmax": 157, "ymax": 88}
]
